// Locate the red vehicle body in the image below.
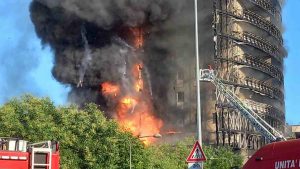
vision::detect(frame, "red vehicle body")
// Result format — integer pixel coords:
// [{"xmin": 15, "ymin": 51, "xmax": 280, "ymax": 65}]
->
[
  {"xmin": 243, "ymin": 139, "xmax": 300, "ymax": 169},
  {"xmin": 0, "ymin": 138, "xmax": 59, "ymax": 169}
]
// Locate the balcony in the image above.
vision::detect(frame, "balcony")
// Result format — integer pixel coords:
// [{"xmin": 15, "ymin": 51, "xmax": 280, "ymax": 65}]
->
[
  {"xmin": 220, "ymin": 76, "xmax": 284, "ymax": 101},
  {"xmin": 216, "ymin": 54, "xmax": 283, "ymax": 82},
  {"xmin": 217, "ymin": 9, "xmax": 282, "ymax": 44},
  {"xmin": 218, "ymin": 31, "xmax": 284, "ymax": 62}
]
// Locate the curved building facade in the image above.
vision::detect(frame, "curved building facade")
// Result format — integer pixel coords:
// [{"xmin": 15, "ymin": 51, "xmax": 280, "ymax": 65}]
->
[
  {"xmin": 210, "ymin": 0, "xmax": 286, "ymax": 152},
  {"xmin": 161, "ymin": 1, "xmax": 286, "ymax": 155}
]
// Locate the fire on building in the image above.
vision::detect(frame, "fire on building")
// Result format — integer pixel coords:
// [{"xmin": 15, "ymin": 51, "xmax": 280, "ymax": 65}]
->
[{"xmin": 30, "ymin": 0, "xmax": 286, "ymax": 154}]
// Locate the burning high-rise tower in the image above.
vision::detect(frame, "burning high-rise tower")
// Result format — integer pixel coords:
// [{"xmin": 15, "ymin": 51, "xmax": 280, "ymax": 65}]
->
[{"xmin": 29, "ymin": 0, "xmax": 286, "ymax": 153}]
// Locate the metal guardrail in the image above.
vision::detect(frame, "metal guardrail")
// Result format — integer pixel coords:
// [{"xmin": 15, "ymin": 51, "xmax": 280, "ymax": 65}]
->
[
  {"xmin": 217, "ymin": 9, "xmax": 283, "ymax": 44},
  {"xmin": 218, "ymin": 31, "xmax": 284, "ymax": 62},
  {"xmin": 247, "ymin": 0, "xmax": 276, "ymax": 15},
  {"xmin": 219, "ymin": 75, "xmax": 284, "ymax": 101},
  {"xmin": 216, "ymin": 54, "xmax": 283, "ymax": 82},
  {"xmin": 215, "ymin": 101, "xmax": 285, "ymax": 134},
  {"xmin": 200, "ymin": 69, "xmax": 286, "ymax": 142},
  {"xmin": 215, "ymin": 101, "xmax": 285, "ymax": 124},
  {"xmin": 244, "ymin": 99, "xmax": 285, "ymax": 124}
]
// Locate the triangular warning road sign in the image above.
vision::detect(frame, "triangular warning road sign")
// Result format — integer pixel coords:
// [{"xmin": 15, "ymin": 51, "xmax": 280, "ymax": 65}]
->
[{"xmin": 186, "ymin": 141, "xmax": 206, "ymax": 163}]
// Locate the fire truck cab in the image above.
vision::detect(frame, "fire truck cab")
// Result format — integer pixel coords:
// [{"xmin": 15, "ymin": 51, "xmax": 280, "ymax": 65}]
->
[
  {"xmin": 243, "ymin": 139, "xmax": 300, "ymax": 169},
  {"xmin": 0, "ymin": 138, "xmax": 59, "ymax": 169}
]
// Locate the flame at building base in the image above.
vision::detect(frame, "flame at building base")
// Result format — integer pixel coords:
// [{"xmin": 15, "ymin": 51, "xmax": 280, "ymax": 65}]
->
[
  {"xmin": 118, "ymin": 97, "xmax": 163, "ymax": 145},
  {"xmin": 101, "ymin": 27, "xmax": 163, "ymax": 145},
  {"xmin": 101, "ymin": 79, "xmax": 163, "ymax": 145}
]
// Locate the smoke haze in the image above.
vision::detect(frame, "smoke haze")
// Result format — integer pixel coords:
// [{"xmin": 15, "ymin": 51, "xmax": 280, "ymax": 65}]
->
[{"xmin": 29, "ymin": 0, "xmax": 214, "ymax": 134}]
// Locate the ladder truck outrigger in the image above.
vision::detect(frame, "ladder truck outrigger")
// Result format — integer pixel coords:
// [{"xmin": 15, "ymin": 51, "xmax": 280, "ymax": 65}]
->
[
  {"xmin": 199, "ymin": 69, "xmax": 300, "ymax": 169},
  {"xmin": 0, "ymin": 138, "xmax": 59, "ymax": 169}
]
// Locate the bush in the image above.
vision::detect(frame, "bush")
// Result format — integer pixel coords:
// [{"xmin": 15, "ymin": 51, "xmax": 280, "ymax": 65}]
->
[{"xmin": 146, "ymin": 138, "xmax": 243, "ymax": 169}]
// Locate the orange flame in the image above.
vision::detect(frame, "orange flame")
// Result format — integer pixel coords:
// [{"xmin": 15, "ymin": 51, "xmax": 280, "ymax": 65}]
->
[
  {"xmin": 130, "ymin": 27, "xmax": 144, "ymax": 49},
  {"xmin": 101, "ymin": 27, "xmax": 163, "ymax": 145},
  {"xmin": 118, "ymin": 99, "xmax": 163, "ymax": 145},
  {"xmin": 101, "ymin": 82, "xmax": 119, "ymax": 96},
  {"xmin": 133, "ymin": 64, "xmax": 144, "ymax": 92}
]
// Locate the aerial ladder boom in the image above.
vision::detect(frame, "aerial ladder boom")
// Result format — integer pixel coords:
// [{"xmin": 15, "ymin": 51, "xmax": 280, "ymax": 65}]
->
[{"xmin": 199, "ymin": 69, "xmax": 286, "ymax": 142}]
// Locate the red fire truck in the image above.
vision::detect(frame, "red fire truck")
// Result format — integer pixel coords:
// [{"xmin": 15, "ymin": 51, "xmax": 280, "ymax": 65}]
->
[
  {"xmin": 0, "ymin": 138, "xmax": 59, "ymax": 169},
  {"xmin": 243, "ymin": 139, "xmax": 300, "ymax": 169}
]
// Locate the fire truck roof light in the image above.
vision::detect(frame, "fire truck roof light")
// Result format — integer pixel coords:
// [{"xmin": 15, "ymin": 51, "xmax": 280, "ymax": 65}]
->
[
  {"xmin": 10, "ymin": 156, "xmax": 18, "ymax": 160},
  {"xmin": 19, "ymin": 156, "xmax": 27, "ymax": 160},
  {"xmin": 1, "ymin": 156, "xmax": 9, "ymax": 159}
]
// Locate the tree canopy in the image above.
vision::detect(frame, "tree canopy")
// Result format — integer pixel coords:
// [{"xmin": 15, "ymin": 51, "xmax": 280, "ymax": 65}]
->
[
  {"xmin": 0, "ymin": 95, "xmax": 148, "ymax": 168},
  {"xmin": 0, "ymin": 95, "xmax": 243, "ymax": 169}
]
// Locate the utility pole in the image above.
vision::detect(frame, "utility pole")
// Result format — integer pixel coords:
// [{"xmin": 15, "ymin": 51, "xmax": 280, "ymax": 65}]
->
[{"xmin": 194, "ymin": 0, "xmax": 203, "ymax": 168}]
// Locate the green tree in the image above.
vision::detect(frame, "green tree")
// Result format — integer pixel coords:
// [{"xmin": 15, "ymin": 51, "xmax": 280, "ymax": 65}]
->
[
  {"xmin": 0, "ymin": 95, "xmax": 243, "ymax": 169},
  {"xmin": 146, "ymin": 139, "xmax": 190, "ymax": 169},
  {"xmin": 203, "ymin": 145, "xmax": 243, "ymax": 169},
  {"xmin": 0, "ymin": 95, "xmax": 147, "ymax": 169}
]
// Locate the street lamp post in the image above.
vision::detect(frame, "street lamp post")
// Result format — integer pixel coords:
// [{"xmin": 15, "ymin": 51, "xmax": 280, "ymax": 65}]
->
[
  {"xmin": 194, "ymin": 0, "xmax": 202, "ymax": 147},
  {"xmin": 194, "ymin": 0, "xmax": 203, "ymax": 168}
]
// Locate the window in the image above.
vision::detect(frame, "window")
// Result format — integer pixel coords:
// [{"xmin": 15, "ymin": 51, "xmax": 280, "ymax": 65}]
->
[{"xmin": 177, "ymin": 92, "xmax": 184, "ymax": 103}]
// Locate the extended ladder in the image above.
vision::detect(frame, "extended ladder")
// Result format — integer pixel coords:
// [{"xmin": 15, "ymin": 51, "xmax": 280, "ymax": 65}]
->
[{"xmin": 199, "ymin": 69, "xmax": 286, "ymax": 142}]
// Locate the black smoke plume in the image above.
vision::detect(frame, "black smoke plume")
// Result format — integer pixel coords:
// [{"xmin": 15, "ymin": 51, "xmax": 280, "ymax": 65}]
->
[{"xmin": 29, "ymin": 0, "xmax": 212, "ymax": 133}]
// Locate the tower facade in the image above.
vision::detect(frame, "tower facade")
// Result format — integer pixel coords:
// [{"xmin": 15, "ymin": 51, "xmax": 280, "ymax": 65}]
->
[
  {"xmin": 167, "ymin": 0, "xmax": 286, "ymax": 154},
  {"xmin": 211, "ymin": 0, "xmax": 286, "ymax": 152}
]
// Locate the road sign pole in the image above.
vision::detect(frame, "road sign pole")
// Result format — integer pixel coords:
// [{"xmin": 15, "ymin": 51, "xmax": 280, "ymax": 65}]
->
[
  {"xmin": 188, "ymin": 162, "xmax": 203, "ymax": 169},
  {"xmin": 194, "ymin": 0, "xmax": 202, "ymax": 152}
]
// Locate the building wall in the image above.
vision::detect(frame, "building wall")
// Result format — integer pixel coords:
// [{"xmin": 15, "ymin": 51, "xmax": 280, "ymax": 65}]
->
[
  {"xmin": 165, "ymin": 0, "xmax": 286, "ymax": 153},
  {"xmin": 212, "ymin": 0, "xmax": 285, "ymax": 153}
]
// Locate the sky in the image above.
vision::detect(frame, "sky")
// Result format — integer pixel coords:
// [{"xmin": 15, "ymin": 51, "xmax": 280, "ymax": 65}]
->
[
  {"xmin": 0, "ymin": 0, "xmax": 70, "ymax": 105},
  {"xmin": 0, "ymin": 1, "xmax": 299, "ymax": 124},
  {"xmin": 282, "ymin": 0, "xmax": 300, "ymax": 125}
]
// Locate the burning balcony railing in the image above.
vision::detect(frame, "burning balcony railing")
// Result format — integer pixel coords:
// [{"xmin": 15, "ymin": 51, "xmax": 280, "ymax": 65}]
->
[
  {"xmin": 216, "ymin": 54, "xmax": 283, "ymax": 82},
  {"xmin": 216, "ymin": 100, "xmax": 285, "ymax": 127},
  {"xmin": 244, "ymin": 99, "xmax": 285, "ymax": 125},
  {"xmin": 217, "ymin": 9, "xmax": 282, "ymax": 44},
  {"xmin": 215, "ymin": 106, "xmax": 266, "ymax": 150},
  {"xmin": 218, "ymin": 31, "xmax": 283, "ymax": 62},
  {"xmin": 243, "ymin": 10, "xmax": 282, "ymax": 44},
  {"xmin": 216, "ymin": 106, "xmax": 255, "ymax": 132},
  {"xmin": 219, "ymin": 75, "xmax": 284, "ymax": 101},
  {"xmin": 247, "ymin": 0, "xmax": 276, "ymax": 15}
]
